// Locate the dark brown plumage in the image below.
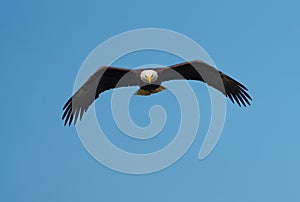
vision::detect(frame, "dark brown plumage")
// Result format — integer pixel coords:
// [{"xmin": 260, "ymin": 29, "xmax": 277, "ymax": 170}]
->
[{"xmin": 62, "ymin": 60, "xmax": 252, "ymax": 126}]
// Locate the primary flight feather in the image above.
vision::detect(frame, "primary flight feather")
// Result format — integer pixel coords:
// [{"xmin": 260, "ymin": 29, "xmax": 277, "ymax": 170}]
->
[{"xmin": 62, "ymin": 60, "xmax": 252, "ymax": 126}]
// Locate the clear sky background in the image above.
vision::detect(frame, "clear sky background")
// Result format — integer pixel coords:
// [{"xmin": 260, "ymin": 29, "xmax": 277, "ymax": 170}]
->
[{"xmin": 1, "ymin": 0, "xmax": 299, "ymax": 201}]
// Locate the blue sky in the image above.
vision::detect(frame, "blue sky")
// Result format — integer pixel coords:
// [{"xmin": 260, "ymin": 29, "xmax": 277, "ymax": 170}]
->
[{"xmin": 1, "ymin": 0, "xmax": 299, "ymax": 201}]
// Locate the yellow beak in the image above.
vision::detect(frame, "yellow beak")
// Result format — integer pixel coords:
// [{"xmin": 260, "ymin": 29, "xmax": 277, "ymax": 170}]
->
[{"xmin": 147, "ymin": 76, "xmax": 152, "ymax": 84}]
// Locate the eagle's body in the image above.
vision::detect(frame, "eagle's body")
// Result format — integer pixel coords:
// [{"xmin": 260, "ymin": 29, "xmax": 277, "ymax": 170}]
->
[{"xmin": 62, "ymin": 60, "xmax": 252, "ymax": 126}]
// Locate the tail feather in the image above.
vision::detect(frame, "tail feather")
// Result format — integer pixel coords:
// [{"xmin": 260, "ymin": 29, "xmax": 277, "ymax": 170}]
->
[{"xmin": 135, "ymin": 85, "xmax": 167, "ymax": 96}]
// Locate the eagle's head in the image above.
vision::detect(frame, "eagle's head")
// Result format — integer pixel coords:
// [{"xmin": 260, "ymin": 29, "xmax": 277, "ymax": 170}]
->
[{"xmin": 140, "ymin": 70, "xmax": 158, "ymax": 84}]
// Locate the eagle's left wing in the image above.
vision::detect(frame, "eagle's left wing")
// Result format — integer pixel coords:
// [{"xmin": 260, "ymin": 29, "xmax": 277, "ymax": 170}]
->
[{"xmin": 157, "ymin": 60, "xmax": 252, "ymax": 106}]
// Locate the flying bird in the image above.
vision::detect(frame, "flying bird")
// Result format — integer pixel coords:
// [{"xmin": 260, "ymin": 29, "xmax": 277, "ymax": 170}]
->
[{"xmin": 62, "ymin": 60, "xmax": 252, "ymax": 126}]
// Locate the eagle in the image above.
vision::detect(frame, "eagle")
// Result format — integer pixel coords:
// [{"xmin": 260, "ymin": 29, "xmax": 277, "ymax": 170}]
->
[{"xmin": 62, "ymin": 60, "xmax": 252, "ymax": 126}]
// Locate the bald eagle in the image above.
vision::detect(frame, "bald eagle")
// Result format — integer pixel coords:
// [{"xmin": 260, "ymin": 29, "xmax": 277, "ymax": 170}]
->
[{"xmin": 62, "ymin": 60, "xmax": 252, "ymax": 126}]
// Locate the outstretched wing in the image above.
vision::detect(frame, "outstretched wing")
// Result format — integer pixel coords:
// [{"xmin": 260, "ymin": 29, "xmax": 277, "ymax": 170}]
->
[
  {"xmin": 158, "ymin": 60, "xmax": 252, "ymax": 106},
  {"xmin": 62, "ymin": 66, "xmax": 139, "ymax": 126}
]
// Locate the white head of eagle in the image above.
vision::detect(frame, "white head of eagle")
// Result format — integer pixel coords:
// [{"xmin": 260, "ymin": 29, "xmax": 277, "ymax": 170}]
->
[{"xmin": 140, "ymin": 70, "xmax": 158, "ymax": 84}]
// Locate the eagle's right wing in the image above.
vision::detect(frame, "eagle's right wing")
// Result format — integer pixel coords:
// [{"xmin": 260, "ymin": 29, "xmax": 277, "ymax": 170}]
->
[{"xmin": 62, "ymin": 66, "xmax": 139, "ymax": 126}]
